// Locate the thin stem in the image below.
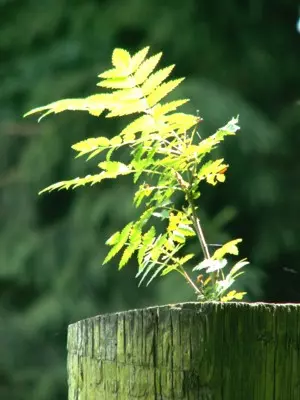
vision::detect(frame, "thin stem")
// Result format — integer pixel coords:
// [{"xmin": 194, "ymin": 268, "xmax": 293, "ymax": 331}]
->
[
  {"xmin": 157, "ymin": 247, "xmax": 202, "ymax": 296},
  {"xmin": 186, "ymin": 170, "xmax": 215, "ymax": 286},
  {"xmin": 178, "ymin": 267, "xmax": 202, "ymax": 295},
  {"xmin": 190, "ymin": 200, "xmax": 210, "ymax": 260}
]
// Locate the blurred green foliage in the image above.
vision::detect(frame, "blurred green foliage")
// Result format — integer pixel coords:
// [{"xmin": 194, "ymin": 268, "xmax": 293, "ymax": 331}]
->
[{"xmin": 0, "ymin": 1, "xmax": 299, "ymax": 399}]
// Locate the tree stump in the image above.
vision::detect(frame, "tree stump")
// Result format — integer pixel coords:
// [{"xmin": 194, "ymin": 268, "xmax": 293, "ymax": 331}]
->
[{"xmin": 67, "ymin": 302, "xmax": 300, "ymax": 399}]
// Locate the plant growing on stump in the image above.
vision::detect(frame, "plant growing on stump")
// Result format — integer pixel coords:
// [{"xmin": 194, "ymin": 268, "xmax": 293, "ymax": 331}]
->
[{"xmin": 25, "ymin": 46, "xmax": 248, "ymax": 301}]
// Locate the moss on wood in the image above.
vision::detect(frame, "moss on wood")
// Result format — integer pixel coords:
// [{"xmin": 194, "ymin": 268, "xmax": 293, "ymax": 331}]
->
[{"xmin": 67, "ymin": 302, "xmax": 300, "ymax": 399}]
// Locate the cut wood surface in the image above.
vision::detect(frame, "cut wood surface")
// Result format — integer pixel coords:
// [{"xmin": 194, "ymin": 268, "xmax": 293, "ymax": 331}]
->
[{"xmin": 67, "ymin": 302, "xmax": 300, "ymax": 399}]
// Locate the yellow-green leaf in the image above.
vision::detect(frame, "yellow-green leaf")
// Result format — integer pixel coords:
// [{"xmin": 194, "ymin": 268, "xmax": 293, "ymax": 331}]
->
[
  {"xmin": 146, "ymin": 78, "xmax": 185, "ymax": 108},
  {"xmin": 106, "ymin": 231, "xmax": 120, "ymax": 246},
  {"xmin": 24, "ymin": 95, "xmax": 109, "ymax": 121},
  {"xmin": 130, "ymin": 46, "xmax": 150, "ymax": 73},
  {"xmin": 221, "ymin": 290, "xmax": 247, "ymax": 302},
  {"xmin": 98, "ymin": 68, "xmax": 130, "ymax": 79},
  {"xmin": 177, "ymin": 224, "xmax": 196, "ymax": 237},
  {"xmin": 164, "ymin": 112, "xmax": 199, "ymax": 133},
  {"xmin": 134, "ymin": 52, "xmax": 163, "ymax": 85},
  {"xmin": 119, "ymin": 226, "xmax": 142, "ymax": 269},
  {"xmin": 216, "ymin": 174, "xmax": 226, "ymax": 183},
  {"xmin": 170, "ymin": 230, "xmax": 186, "ymax": 244},
  {"xmin": 103, "ymin": 222, "xmax": 133, "ymax": 264},
  {"xmin": 106, "ymin": 99, "xmax": 147, "ymax": 117},
  {"xmin": 120, "ymin": 115, "xmax": 155, "ymax": 137},
  {"xmin": 112, "ymin": 48, "xmax": 131, "ymax": 70},
  {"xmin": 38, "ymin": 173, "xmax": 103, "ymax": 194},
  {"xmin": 141, "ymin": 65, "xmax": 175, "ymax": 95},
  {"xmin": 110, "ymin": 136, "xmax": 123, "ymax": 146},
  {"xmin": 98, "ymin": 161, "xmax": 131, "ymax": 176},
  {"xmin": 212, "ymin": 239, "xmax": 242, "ymax": 260},
  {"xmin": 178, "ymin": 253, "xmax": 194, "ymax": 265},
  {"xmin": 98, "ymin": 77, "xmax": 135, "ymax": 89},
  {"xmin": 137, "ymin": 227, "xmax": 156, "ymax": 265},
  {"xmin": 72, "ymin": 137, "xmax": 110, "ymax": 155},
  {"xmin": 112, "ymin": 88, "xmax": 144, "ymax": 101},
  {"xmin": 153, "ymin": 99, "xmax": 189, "ymax": 118}
]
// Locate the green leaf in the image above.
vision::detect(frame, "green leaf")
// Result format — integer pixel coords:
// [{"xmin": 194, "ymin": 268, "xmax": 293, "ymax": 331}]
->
[
  {"xmin": 177, "ymin": 223, "xmax": 196, "ymax": 237},
  {"xmin": 106, "ymin": 231, "xmax": 121, "ymax": 246},
  {"xmin": 178, "ymin": 253, "xmax": 195, "ymax": 266},
  {"xmin": 198, "ymin": 159, "xmax": 223, "ymax": 177},
  {"xmin": 159, "ymin": 263, "xmax": 177, "ymax": 276},
  {"xmin": 119, "ymin": 226, "xmax": 142, "ymax": 269},
  {"xmin": 138, "ymin": 207, "xmax": 156, "ymax": 226},
  {"xmin": 170, "ymin": 230, "xmax": 186, "ymax": 244},
  {"xmin": 228, "ymin": 258, "xmax": 249, "ymax": 279},
  {"xmin": 150, "ymin": 234, "xmax": 167, "ymax": 260},
  {"xmin": 105, "ymin": 147, "xmax": 115, "ymax": 161},
  {"xmin": 146, "ymin": 262, "xmax": 170, "ymax": 286},
  {"xmin": 138, "ymin": 226, "xmax": 156, "ymax": 265},
  {"xmin": 215, "ymin": 276, "xmax": 235, "ymax": 297},
  {"xmin": 137, "ymin": 261, "xmax": 156, "ymax": 286},
  {"xmin": 119, "ymin": 245, "xmax": 137, "ymax": 269},
  {"xmin": 152, "ymin": 209, "xmax": 170, "ymax": 220},
  {"xmin": 103, "ymin": 222, "xmax": 133, "ymax": 264}
]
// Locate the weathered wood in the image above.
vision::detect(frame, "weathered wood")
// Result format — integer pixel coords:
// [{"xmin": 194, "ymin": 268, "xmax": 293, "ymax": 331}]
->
[{"xmin": 67, "ymin": 302, "xmax": 300, "ymax": 399}]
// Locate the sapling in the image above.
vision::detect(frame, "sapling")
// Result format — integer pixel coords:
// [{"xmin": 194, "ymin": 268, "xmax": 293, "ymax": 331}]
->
[{"xmin": 25, "ymin": 46, "xmax": 248, "ymax": 302}]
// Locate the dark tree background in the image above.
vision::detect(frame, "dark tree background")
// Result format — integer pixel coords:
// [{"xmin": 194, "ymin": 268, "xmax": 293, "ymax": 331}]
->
[{"xmin": 0, "ymin": 1, "xmax": 299, "ymax": 399}]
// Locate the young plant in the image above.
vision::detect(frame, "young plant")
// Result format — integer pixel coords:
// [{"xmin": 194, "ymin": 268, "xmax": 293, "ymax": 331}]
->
[{"xmin": 25, "ymin": 46, "xmax": 248, "ymax": 302}]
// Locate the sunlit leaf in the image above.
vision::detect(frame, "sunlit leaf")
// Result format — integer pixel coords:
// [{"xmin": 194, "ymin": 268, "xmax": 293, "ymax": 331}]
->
[
  {"xmin": 212, "ymin": 239, "xmax": 242, "ymax": 260},
  {"xmin": 153, "ymin": 99, "xmax": 190, "ymax": 118},
  {"xmin": 106, "ymin": 231, "xmax": 120, "ymax": 246},
  {"xmin": 137, "ymin": 226, "xmax": 156, "ymax": 266},
  {"xmin": 228, "ymin": 259, "xmax": 249, "ymax": 278},
  {"xmin": 134, "ymin": 52, "xmax": 162, "ymax": 85},
  {"xmin": 141, "ymin": 65, "xmax": 175, "ymax": 95},
  {"xmin": 103, "ymin": 222, "xmax": 133, "ymax": 264},
  {"xmin": 130, "ymin": 46, "xmax": 150, "ymax": 73},
  {"xmin": 193, "ymin": 258, "xmax": 227, "ymax": 272},
  {"xmin": 147, "ymin": 78, "xmax": 185, "ymax": 108},
  {"xmin": 72, "ymin": 137, "xmax": 110, "ymax": 155},
  {"xmin": 119, "ymin": 226, "xmax": 142, "ymax": 269},
  {"xmin": 112, "ymin": 48, "xmax": 131, "ymax": 70},
  {"xmin": 221, "ymin": 290, "xmax": 247, "ymax": 302},
  {"xmin": 98, "ymin": 161, "xmax": 131, "ymax": 176}
]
